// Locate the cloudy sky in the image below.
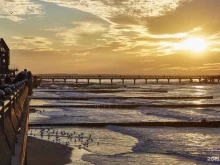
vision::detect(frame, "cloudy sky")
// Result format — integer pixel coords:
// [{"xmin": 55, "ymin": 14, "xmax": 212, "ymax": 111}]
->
[{"xmin": 1, "ymin": 0, "xmax": 220, "ymax": 75}]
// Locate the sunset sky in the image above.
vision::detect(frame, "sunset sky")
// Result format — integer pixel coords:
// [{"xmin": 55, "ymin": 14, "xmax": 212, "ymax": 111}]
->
[{"xmin": 1, "ymin": 0, "xmax": 220, "ymax": 75}]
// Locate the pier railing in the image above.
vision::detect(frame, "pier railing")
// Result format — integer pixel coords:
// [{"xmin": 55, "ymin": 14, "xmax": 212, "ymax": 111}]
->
[
  {"xmin": 35, "ymin": 74, "xmax": 220, "ymax": 79},
  {"xmin": 35, "ymin": 74, "xmax": 220, "ymax": 84},
  {"xmin": 0, "ymin": 80, "xmax": 29, "ymax": 165}
]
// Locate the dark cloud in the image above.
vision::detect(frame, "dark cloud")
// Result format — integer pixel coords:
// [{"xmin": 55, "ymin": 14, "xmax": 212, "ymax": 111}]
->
[
  {"xmin": 99, "ymin": 0, "xmax": 128, "ymax": 6},
  {"xmin": 35, "ymin": 41, "xmax": 47, "ymax": 44},
  {"xmin": 23, "ymin": 36, "xmax": 36, "ymax": 40}
]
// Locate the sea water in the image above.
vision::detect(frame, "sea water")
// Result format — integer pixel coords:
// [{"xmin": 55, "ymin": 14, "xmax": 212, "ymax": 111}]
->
[{"xmin": 28, "ymin": 82, "xmax": 220, "ymax": 164}]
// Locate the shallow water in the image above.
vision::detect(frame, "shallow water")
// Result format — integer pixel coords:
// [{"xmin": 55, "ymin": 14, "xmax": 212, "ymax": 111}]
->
[{"xmin": 29, "ymin": 83, "xmax": 220, "ymax": 164}]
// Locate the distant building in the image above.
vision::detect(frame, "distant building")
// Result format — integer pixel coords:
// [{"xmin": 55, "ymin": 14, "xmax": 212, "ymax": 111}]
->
[
  {"xmin": 0, "ymin": 38, "xmax": 18, "ymax": 76},
  {"xmin": 0, "ymin": 38, "xmax": 10, "ymax": 74}
]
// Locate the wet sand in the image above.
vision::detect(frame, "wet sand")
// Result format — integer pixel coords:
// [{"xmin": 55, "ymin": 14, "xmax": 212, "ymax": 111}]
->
[
  {"xmin": 26, "ymin": 126, "xmax": 137, "ymax": 165},
  {"xmin": 27, "ymin": 136, "xmax": 72, "ymax": 165}
]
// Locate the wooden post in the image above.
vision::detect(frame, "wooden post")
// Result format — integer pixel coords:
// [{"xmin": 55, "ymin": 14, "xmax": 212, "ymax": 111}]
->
[
  {"xmin": 87, "ymin": 79, "xmax": 89, "ymax": 84},
  {"xmin": 111, "ymin": 79, "xmax": 113, "ymax": 84},
  {"xmin": 168, "ymin": 79, "xmax": 170, "ymax": 83},
  {"xmin": 99, "ymin": 79, "xmax": 101, "ymax": 84},
  {"xmin": 0, "ymin": 100, "xmax": 5, "ymax": 133},
  {"xmin": 134, "ymin": 79, "xmax": 136, "ymax": 84},
  {"xmin": 8, "ymin": 96, "xmax": 12, "ymax": 120},
  {"xmin": 156, "ymin": 79, "xmax": 158, "ymax": 83},
  {"xmin": 13, "ymin": 95, "xmax": 16, "ymax": 110},
  {"xmin": 76, "ymin": 79, "xmax": 78, "ymax": 84},
  {"xmin": 122, "ymin": 79, "xmax": 124, "ymax": 84}
]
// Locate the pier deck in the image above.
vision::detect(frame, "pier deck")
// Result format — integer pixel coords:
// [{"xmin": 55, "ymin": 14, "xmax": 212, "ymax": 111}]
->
[{"xmin": 37, "ymin": 74, "xmax": 220, "ymax": 84}]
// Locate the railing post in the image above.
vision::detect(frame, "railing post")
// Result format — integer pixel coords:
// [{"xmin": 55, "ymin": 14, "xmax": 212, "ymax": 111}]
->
[
  {"xmin": 0, "ymin": 90, "xmax": 5, "ymax": 134},
  {"xmin": 4, "ymin": 88, "xmax": 13, "ymax": 120},
  {"xmin": 15, "ymin": 88, "xmax": 19, "ymax": 103},
  {"xmin": 9, "ymin": 85, "xmax": 16, "ymax": 110}
]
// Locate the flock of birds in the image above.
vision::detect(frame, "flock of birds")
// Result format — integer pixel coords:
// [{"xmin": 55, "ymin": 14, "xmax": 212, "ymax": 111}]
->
[{"xmin": 28, "ymin": 128, "xmax": 100, "ymax": 151}]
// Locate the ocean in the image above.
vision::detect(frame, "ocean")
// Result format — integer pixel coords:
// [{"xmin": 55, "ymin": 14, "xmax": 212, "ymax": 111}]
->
[{"xmin": 28, "ymin": 80, "xmax": 220, "ymax": 165}]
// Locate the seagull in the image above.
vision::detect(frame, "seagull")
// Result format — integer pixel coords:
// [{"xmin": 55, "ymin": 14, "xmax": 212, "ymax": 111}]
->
[{"xmin": 10, "ymin": 12, "xmax": 13, "ymax": 14}]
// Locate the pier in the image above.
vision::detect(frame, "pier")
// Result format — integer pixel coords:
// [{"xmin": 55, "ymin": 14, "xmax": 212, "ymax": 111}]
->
[
  {"xmin": 37, "ymin": 75, "xmax": 220, "ymax": 84},
  {"xmin": 0, "ymin": 80, "xmax": 31, "ymax": 165}
]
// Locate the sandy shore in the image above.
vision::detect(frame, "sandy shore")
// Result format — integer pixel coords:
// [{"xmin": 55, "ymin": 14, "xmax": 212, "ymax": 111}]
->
[
  {"xmin": 27, "ymin": 136, "xmax": 72, "ymax": 165},
  {"xmin": 26, "ymin": 126, "xmax": 137, "ymax": 165}
]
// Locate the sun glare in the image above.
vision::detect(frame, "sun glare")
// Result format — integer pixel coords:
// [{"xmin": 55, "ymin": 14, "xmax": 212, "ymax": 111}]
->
[{"xmin": 175, "ymin": 37, "xmax": 207, "ymax": 53}]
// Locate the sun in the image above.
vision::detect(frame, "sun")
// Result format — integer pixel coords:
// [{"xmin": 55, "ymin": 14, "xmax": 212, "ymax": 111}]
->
[{"xmin": 175, "ymin": 37, "xmax": 207, "ymax": 53}]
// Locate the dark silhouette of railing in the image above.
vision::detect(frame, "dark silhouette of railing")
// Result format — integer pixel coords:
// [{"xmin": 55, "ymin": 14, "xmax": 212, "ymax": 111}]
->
[{"xmin": 0, "ymin": 80, "xmax": 29, "ymax": 165}]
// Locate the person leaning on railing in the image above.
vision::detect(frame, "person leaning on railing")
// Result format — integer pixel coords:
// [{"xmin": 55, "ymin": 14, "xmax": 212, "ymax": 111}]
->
[
  {"xmin": 4, "ymin": 74, "xmax": 12, "ymax": 85},
  {"xmin": 27, "ymin": 71, "xmax": 33, "ymax": 95},
  {"xmin": 12, "ymin": 69, "xmax": 33, "ymax": 95},
  {"xmin": 12, "ymin": 71, "xmax": 27, "ymax": 84}
]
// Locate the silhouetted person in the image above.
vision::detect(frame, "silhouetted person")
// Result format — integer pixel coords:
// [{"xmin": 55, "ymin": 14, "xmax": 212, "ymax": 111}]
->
[
  {"xmin": 27, "ymin": 71, "xmax": 33, "ymax": 95},
  {"xmin": 201, "ymin": 118, "xmax": 207, "ymax": 123},
  {"xmin": 4, "ymin": 74, "xmax": 12, "ymax": 84},
  {"xmin": 27, "ymin": 71, "xmax": 32, "ymax": 79},
  {"xmin": 12, "ymin": 71, "xmax": 27, "ymax": 83}
]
